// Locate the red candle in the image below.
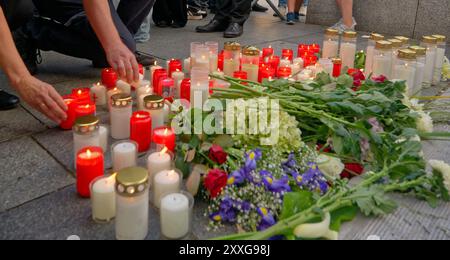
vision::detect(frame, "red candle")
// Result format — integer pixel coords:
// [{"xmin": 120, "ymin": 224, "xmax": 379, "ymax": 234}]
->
[
  {"xmin": 76, "ymin": 146, "xmax": 104, "ymax": 198},
  {"xmin": 60, "ymin": 95, "xmax": 78, "ymax": 130},
  {"xmin": 233, "ymin": 71, "xmax": 248, "ymax": 80},
  {"xmin": 138, "ymin": 64, "xmax": 144, "ymax": 75},
  {"xmin": 72, "ymin": 88, "xmax": 91, "ymax": 103},
  {"xmin": 332, "ymin": 58, "xmax": 342, "ymax": 77},
  {"xmin": 180, "ymin": 78, "xmax": 191, "ymax": 102},
  {"xmin": 277, "ymin": 66, "xmax": 292, "ymax": 79},
  {"xmin": 74, "ymin": 102, "xmax": 96, "ymax": 120},
  {"xmin": 161, "ymin": 78, "xmax": 175, "ymax": 102},
  {"xmin": 281, "ymin": 49, "xmax": 294, "ymax": 62},
  {"xmin": 130, "ymin": 111, "xmax": 152, "ymax": 153},
  {"xmin": 101, "ymin": 68, "xmax": 118, "ymax": 89},
  {"xmin": 168, "ymin": 59, "xmax": 182, "ymax": 77},
  {"xmin": 268, "ymin": 56, "xmax": 280, "ymax": 70},
  {"xmin": 218, "ymin": 51, "xmax": 224, "ymax": 71},
  {"xmin": 153, "ymin": 69, "xmax": 168, "ymax": 96},
  {"xmin": 311, "ymin": 44, "xmax": 321, "ymax": 54},
  {"xmin": 153, "ymin": 127, "xmax": 176, "ymax": 152},
  {"xmin": 262, "ymin": 47, "xmax": 274, "ymax": 58},
  {"xmin": 259, "ymin": 67, "xmax": 275, "ymax": 83}
]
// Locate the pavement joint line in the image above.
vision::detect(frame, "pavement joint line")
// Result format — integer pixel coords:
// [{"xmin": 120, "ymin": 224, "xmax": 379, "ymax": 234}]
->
[
  {"xmin": 19, "ymin": 104, "xmax": 49, "ymax": 127},
  {"xmin": 0, "ymin": 183, "xmax": 75, "ymax": 215}
]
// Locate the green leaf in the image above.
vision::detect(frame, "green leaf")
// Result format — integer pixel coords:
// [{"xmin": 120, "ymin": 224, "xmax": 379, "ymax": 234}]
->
[
  {"xmin": 352, "ymin": 185, "xmax": 398, "ymax": 216},
  {"xmin": 280, "ymin": 191, "xmax": 315, "ymax": 220},
  {"xmin": 329, "ymin": 206, "xmax": 358, "ymax": 231},
  {"xmin": 336, "ymin": 74, "xmax": 354, "ymax": 88}
]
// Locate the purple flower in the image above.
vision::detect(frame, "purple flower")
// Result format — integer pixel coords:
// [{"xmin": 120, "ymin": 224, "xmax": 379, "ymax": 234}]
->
[
  {"xmin": 282, "ymin": 153, "xmax": 297, "ymax": 170},
  {"xmin": 220, "ymin": 197, "xmax": 234, "ymax": 211},
  {"xmin": 228, "ymin": 169, "xmax": 246, "ymax": 185},
  {"xmin": 257, "ymin": 207, "xmax": 276, "ymax": 231},
  {"xmin": 260, "ymin": 171, "xmax": 291, "ymax": 193},
  {"xmin": 244, "ymin": 149, "xmax": 263, "ymax": 173}
]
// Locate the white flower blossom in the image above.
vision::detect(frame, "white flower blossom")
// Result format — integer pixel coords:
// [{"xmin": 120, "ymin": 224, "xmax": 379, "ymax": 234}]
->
[
  {"xmin": 429, "ymin": 160, "xmax": 450, "ymax": 193},
  {"xmin": 416, "ymin": 111, "xmax": 434, "ymax": 133},
  {"xmin": 317, "ymin": 154, "xmax": 345, "ymax": 179}
]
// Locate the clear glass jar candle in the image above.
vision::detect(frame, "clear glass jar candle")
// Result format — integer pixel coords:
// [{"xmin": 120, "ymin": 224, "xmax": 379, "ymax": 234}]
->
[
  {"xmin": 372, "ymin": 40, "xmax": 393, "ymax": 78},
  {"xmin": 206, "ymin": 41, "xmax": 219, "ymax": 73},
  {"xmin": 190, "ymin": 67, "xmax": 210, "ymax": 109},
  {"xmin": 115, "ymin": 167, "xmax": 149, "ymax": 240},
  {"xmin": 190, "ymin": 42, "xmax": 203, "ymax": 68},
  {"xmin": 409, "ymin": 46, "xmax": 426, "ymax": 95},
  {"xmin": 110, "ymin": 93, "xmax": 132, "ymax": 139},
  {"xmin": 393, "ymin": 49, "xmax": 417, "ymax": 97},
  {"xmin": 160, "ymin": 191, "xmax": 194, "ymax": 240},
  {"xmin": 432, "ymin": 34, "xmax": 447, "ymax": 83},
  {"xmin": 112, "ymin": 140, "xmax": 137, "ymax": 172},
  {"xmin": 339, "ymin": 31, "xmax": 357, "ymax": 69},
  {"xmin": 241, "ymin": 46, "xmax": 260, "ymax": 82},
  {"xmin": 421, "ymin": 36, "xmax": 438, "ymax": 84},
  {"xmin": 388, "ymin": 39, "xmax": 403, "ymax": 73},
  {"xmin": 223, "ymin": 42, "xmax": 241, "ymax": 77},
  {"xmin": 193, "ymin": 45, "xmax": 210, "ymax": 71},
  {"xmin": 322, "ymin": 28, "xmax": 339, "ymax": 59},
  {"xmin": 144, "ymin": 95, "xmax": 165, "ymax": 130},
  {"xmin": 73, "ymin": 115, "xmax": 100, "ymax": 167},
  {"xmin": 365, "ymin": 33, "xmax": 384, "ymax": 75}
]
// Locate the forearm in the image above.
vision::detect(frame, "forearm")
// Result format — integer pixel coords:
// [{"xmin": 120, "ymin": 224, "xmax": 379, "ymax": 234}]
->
[
  {"xmin": 83, "ymin": 0, "xmax": 122, "ymax": 52},
  {"xmin": 0, "ymin": 8, "xmax": 31, "ymax": 88}
]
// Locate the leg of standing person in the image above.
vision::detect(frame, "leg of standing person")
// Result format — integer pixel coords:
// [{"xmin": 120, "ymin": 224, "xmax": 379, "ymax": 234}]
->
[
  {"xmin": 274, "ymin": 0, "xmax": 287, "ymax": 17},
  {"xmin": 252, "ymin": 0, "xmax": 268, "ymax": 12},
  {"xmin": 196, "ymin": 0, "xmax": 232, "ymax": 33},
  {"xmin": 168, "ymin": 0, "xmax": 188, "ymax": 28},
  {"xmin": 224, "ymin": 0, "xmax": 252, "ymax": 38},
  {"xmin": 332, "ymin": 0, "xmax": 356, "ymax": 32},
  {"xmin": 293, "ymin": 0, "xmax": 303, "ymax": 20},
  {"xmin": 286, "ymin": 0, "xmax": 301, "ymax": 25}
]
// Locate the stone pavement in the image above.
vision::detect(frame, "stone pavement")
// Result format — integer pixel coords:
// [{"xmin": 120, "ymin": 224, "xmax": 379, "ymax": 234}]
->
[{"xmin": 0, "ymin": 6, "xmax": 449, "ymax": 240}]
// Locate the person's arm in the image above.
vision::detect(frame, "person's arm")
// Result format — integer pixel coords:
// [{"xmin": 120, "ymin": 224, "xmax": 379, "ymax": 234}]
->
[
  {"xmin": 0, "ymin": 7, "xmax": 67, "ymax": 123},
  {"xmin": 83, "ymin": 0, "xmax": 139, "ymax": 83}
]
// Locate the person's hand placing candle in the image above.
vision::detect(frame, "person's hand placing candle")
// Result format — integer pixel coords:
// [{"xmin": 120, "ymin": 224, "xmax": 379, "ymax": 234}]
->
[{"xmin": 105, "ymin": 43, "xmax": 140, "ymax": 84}]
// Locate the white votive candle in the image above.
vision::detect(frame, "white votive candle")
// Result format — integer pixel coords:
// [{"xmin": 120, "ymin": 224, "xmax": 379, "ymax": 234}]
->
[
  {"xmin": 110, "ymin": 93, "xmax": 132, "ymax": 139},
  {"xmin": 107, "ymin": 87, "xmax": 121, "ymax": 111},
  {"xmin": 112, "ymin": 141, "xmax": 137, "ymax": 172},
  {"xmin": 160, "ymin": 192, "xmax": 192, "ymax": 239},
  {"xmin": 322, "ymin": 40, "xmax": 339, "ymax": 59},
  {"xmin": 116, "ymin": 80, "xmax": 131, "ymax": 94},
  {"xmin": 137, "ymin": 86, "xmax": 153, "ymax": 111},
  {"xmin": 172, "ymin": 70, "xmax": 185, "ymax": 99},
  {"xmin": 99, "ymin": 125, "xmax": 108, "ymax": 153},
  {"xmin": 90, "ymin": 174, "xmax": 116, "ymax": 223},
  {"xmin": 153, "ymin": 170, "xmax": 181, "ymax": 208},
  {"xmin": 293, "ymin": 58, "xmax": 304, "ymax": 70},
  {"xmin": 91, "ymin": 82, "xmax": 107, "ymax": 106},
  {"xmin": 340, "ymin": 42, "xmax": 356, "ymax": 69},
  {"xmin": 147, "ymin": 148, "xmax": 172, "ymax": 186}
]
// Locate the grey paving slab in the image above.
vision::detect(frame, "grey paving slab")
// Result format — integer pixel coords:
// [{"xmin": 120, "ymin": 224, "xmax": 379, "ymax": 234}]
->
[
  {"xmin": 0, "ymin": 106, "xmax": 46, "ymax": 143},
  {"xmin": 193, "ymin": 201, "xmax": 237, "ymax": 240},
  {"xmin": 413, "ymin": 0, "xmax": 450, "ymax": 43},
  {"xmin": 0, "ymin": 136, "xmax": 74, "ymax": 213}
]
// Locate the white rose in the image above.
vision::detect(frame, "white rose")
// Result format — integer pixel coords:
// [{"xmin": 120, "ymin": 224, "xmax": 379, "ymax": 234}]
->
[
  {"xmin": 317, "ymin": 155, "xmax": 345, "ymax": 179},
  {"xmin": 416, "ymin": 111, "xmax": 434, "ymax": 133},
  {"xmin": 429, "ymin": 160, "xmax": 450, "ymax": 193}
]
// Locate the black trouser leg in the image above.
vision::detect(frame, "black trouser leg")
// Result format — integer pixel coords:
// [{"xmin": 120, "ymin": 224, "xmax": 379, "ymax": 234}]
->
[
  {"xmin": 0, "ymin": 0, "xmax": 34, "ymax": 30},
  {"xmin": 214, "ymin": 0, "xmax": 252, "ymax": 25},
  {"xmin": 117, "ymin": 0, "xmax": 156, "ymax": 35},
  {"xmin": 152, "ymin": 0, "xmax": 187, "ymax": 27}
]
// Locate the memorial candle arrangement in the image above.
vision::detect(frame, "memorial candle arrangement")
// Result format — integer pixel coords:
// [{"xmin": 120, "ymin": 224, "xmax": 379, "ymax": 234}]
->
[
  {"xmin": 110, "ymin": 93, "xmax": 133, "ymax": 139},
  {"xmin": 90, "ymin": 174, "xmax": 116, "ymax": 223},
  {"xmin": 340, "ymin": 31, "xmax": 357, "ymax": 69},
  {"xmin": 160, "ymin": 191, "xmax": 194, "ymax": 239},
  {"xmin": 130, "ymin": 111, "xmax": 152, "ymax": 152},
  {"xmin": 115, "ymin": 167, "xmax": 149, "ymax": 240},
  {"xmin": 112, "ymin": 140, "xmax": 138, "ymax": 172},
  {"xmin": 73, "ymin": 115, "xmax": 101, "ymax": 166},
  {"xmin": 153, "ymin": 169, "xmax": 182, "ymax": 208},
  {"xmin": 76, "ymin": 146, "xmax": 104, "ymax": 198}
]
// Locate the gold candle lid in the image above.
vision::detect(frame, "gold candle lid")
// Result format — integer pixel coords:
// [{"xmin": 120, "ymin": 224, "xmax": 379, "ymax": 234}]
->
[
  {"xmin": 111, "ymin": 93, "xmax": 132, "ymax": 108},
  {"xmin": 375, "ymin": 40, "xmax": 393, "ymax": 50},
  {"xmin": 73, "ymin": 115, "xmax": 99, "ymax": 134},
  {"xmin": 422, "ymin": 36, "xmax": 437, "ymax": 44},
  {"xmin": 331, "ymin": 57, "xmax": 342, "ymax": 65},
  {"xmin": 143, "ymin": 94, "xmax": 164, "ymax": 110},
  {"xmin": 409, "ymin": 46, "xmax": 426, "ymax": 56},
  {"xmin": 388, "ymin": 39, "xmax": 402, "ymax": 48},
  {"xmin": 242, "ymin": 46, "xmax": 260, "ymax": 56},
  {"xmin": 394, "ymin": 36, "xmax": 410, "ymax": 44},
  {"xmin": 224, "ymin": 42, "xmax": 241, "ymax": 51},
  {"xmin": 431, "ymin": 34, "xmax": 446, "ymax": 43},
  {"xmin": 325, "ymin": 28, "xmax": 339, "ymax": 36},
  {"xmin": 370, "ymin": 33, "xmax": 384, "ymax": 41},
  {"xmin": 343, "ymin": 30, "xmax": 357, "ymax": 38},
  {"xmin": 116, "ymin": 167, "xmax": 149, "ymax": 197},
  {"xmin": 398, "ymin": 49, "xmax": 416, "ymax": 60}
]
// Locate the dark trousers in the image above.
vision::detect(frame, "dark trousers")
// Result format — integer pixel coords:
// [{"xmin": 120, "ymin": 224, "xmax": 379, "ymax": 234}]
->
[
  {"xmin": 4, "ymin": 0, "xmax": 154, "ymax": 66},
  {"xmin": 152, "ymin": 0, "xmax": 187, "ymax": 27},
  {"xmin": 214, "ymin": 0, "xmax": 252, "ymax": 25},
  {"xmin": 0, "ymin": 0, "xmax": 34, "ymax": 30}
]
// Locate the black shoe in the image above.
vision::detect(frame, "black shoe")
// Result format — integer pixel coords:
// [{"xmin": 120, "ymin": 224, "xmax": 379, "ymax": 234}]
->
[
  {"xmin": 252, "ymin": 3, "xmax": 269, "ymax": 12},
  {"xmin": 135, "ymin": 51, "xmax": 157, "ymax": 67},
  {"xmin": 224, "ymin": 23, "xmax": 243, "ymax": 38},
  {"xmin": 155, "ymin": 21, "xmax": 171, "ymax": 28},
  {"xmin": 12, "ymin": 26, "xmax": 39, "ymax": 75},
  {"xmin": 196, "ymin": 19, "xmax": 229, "ymax": 33},
  {"xmin": 0, "ymin": 90, "xmax": 20, "ymax": 111}
]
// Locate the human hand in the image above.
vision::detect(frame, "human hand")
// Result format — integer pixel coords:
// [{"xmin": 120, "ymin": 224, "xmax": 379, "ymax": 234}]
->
[
  {"xmin": 105, "ymin": 42, "xmax": 139, "ymax": 83},
  {"xmin": 14, "ymin": 75, "xmax": 67, "ymax": 124}
]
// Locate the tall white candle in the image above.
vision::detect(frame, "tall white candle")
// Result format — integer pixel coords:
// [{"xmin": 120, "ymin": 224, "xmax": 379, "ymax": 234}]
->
[
  {"xmin": 160, "ymin": 193, "xmax": 191, "ymax": 239},
  {"xmin": 153, "ymin": 170, "xmax": 181, "ymax": 208},
  {"xmin": 106, "ymin": 87, "xmax": 121, "ymax": 111},
  {"xmin": 137, "ymin": 86, "xmax": 153, "ymax": 111},
  {"xmin": 394, "ymin": 64, "xmax": 416, "ymax": 97},
  {"xmin": 322, "ymin": 40, "xmax": 339, "ymax": 59},
  {"xmin": 373, "ymin": 54, "xmax": 392, "ymax": 78},
  {"xmin": 206, "ymin": 41, "xmax": 219, "ymax": 73},
  {"xmin": 365, "ymin": 45, "xmax": 375, "ymax": 76},
  {"xmin": 112, "ymin": 141, "xmax": 137, "ymax": 172},
  {"xmin": 99, "ymin": 125, "xmax": 108, "ymax": 153},
  {"xmin": 413, "ymin": 59, "xmax": 425, "ymax": 95},
  {"xmin": 91, "ymin": 174, "xmax": 116, "ymax": 222},
  {"xmin": 433, "ymin": 47, "xmax": 445, "ymax": 83},
  {"xmin": 223, "ymin": 59, "xmax": 240, "ymax": 77},
  {"xmin": 172, "ymin": 70, "xmax": 185, "ymax": 99},
  {"xmin": 340, "ymin": 42, "xmax": 356, "ymax": 69},
  {"xmin": 91, "ymin": 83, "xmax": 107, "ymax": 106},
  {"xmin": 116, "ymin": 80, "xmax": 131, "ymax": 94},
  {"xmin": 183, "ymin": 58, "xmax": 191, "ymax": 74},
  {"xmin": 191, "ymin": 68, "xmax": 209, "ymax": 109},
  {"xmin": 110, "ymin": 94, "xmax": 132, "ymax": 139},
  {"xmin": 241, "ymin": 64, "xmax": 259, "ymax": 82},
  {"xmin": 147, "ymin": 148, "xmax": 172, "ymax": 186}
]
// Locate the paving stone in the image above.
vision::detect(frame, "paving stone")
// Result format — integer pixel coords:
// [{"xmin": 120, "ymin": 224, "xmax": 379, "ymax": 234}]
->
[
  {"xmin": 0, "ymin": 107, "xmax": 46, "ymax": 143},
  {"xmin": 0, "ymin": 137, "xmax": 74, "ymax": 213}
]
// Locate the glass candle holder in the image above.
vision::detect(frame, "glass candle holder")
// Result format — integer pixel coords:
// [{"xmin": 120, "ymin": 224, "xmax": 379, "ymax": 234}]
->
[
  {"xmin": 409, "ymin": 46, "xmax": 426, "ymax": 94},
  {"xmin": 98, "ymin": 124, "xmax": 109, "ymax": 153},
  {"xmin": 332, "ymin": 57, "xmax": 342, "ymax": 77},
  {"xmin": 90, "ymin": 174, "xmax": 116, "ymax": 223},
  {"xmin": 152, "ymin": 169, "xmax": 182, "ymax": 208},
  {"xmin": 393, "ymin": 49, "xmax": 417, "ymax": 97},
  {"xmin": 190, "ymin": 42, "xmax": 203, "ymax": 68},
  {"xmin": 339, "ymin": 31, "xmax": 357, "ymax": 69},
  {"xmin": 372, "ymin": 40, "xmax": 393, "ymax": 78},
  {"xmin": 193, "ymin": 45, "xmax": 210, "ymax": 71},
  {"xmin": 110, "ymin": 93, "xmax": 132, "ymax": 139},
  {"xmin": 161, "ymin": 78, "xmax": 175, "ymax": 101},
  {"xmin": 322, "ymin": 28, "xmax": 339, "ymax": 59},
  {"xmin": 144, "ymin": 95, "xmax": 165, "ymax": 130},
  {"xmin": 136, "ymin": 85, "xmax": 153, "ymax": 111},
  {"xmin": 206, "ymin": 41, "xmax": 219, "ymax": 73},
  {"xmin": 420, "ymin": 36, "xmax": 438, "ymax": 84},
  {"xmin": 101, "ymin": 68, "xmax": 118, "ymax": 89},
  {"xmin": 281, "ymin": 48, "xmax": 294, "ymax": 62},
  {"xmin": 112, "ymin": 140, "xmax": 138, "ymax": 172},
  {"xmin": 172, "ymin": 70, "xmax": 185, "ymax": 99},
  {"xmin": 388, "ymin": 38, "xmax": 403, "ymax": 73},
  {"xmin": 432, "ymin": 34, "xmax": 446, "ymax": 83},
  {"xmin": 160, "ymin": 191, "xmax": 194, "ymax": 240},
  {"xmin": 147, "ymin": 147, "xmax": 174, "ymax": 186},
  {"xmin": 115, "ymin": 167, "xmax": 149, "ymax": 240},
  {"xmin": 180, "ymin": 78, "xmax": 191, "ymax": 102},
  {"xmin": 168, "ymin": 59, "xmax": 182, "ymax": 77},
  {"xmin": 365, "ymin": 33, "xmax": 384, "ymax": 75},
  {"xmin": 223, "ymin": 42, "xmax": 241, "ymax": 77},
  {"xmin": 241, "ymin": 46, "xmax": 260, "ymax": 82},
  {"xmin": 90, "ymin": 82, "xmax": 107, "ymax": 106},
  {"xmin": 190, "ymin": 67, "xmax": 210, "ymax": 109},
  {"xmin": 73, "ymin": 115, "xmax": 100, "ymax": 167},
  {"xmin": 60, "ymin": 95, "xmax": 77, "ymax": 130}
]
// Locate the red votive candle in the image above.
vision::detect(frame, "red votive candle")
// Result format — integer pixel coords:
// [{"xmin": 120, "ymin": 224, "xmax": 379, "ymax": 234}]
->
[
  {"xmin": 311, "ymin": 44, "xmax": 321, "ymax": 54},
  {"xmin": 262, "ymin": 47, "xmax": 274, "ymax": 58},
  {"xmin": 233, "ymin": 71, "xmax": 248, "ymax": 80},
  {"xmin": 60, "ymin": 95, "xmax": 78, "ymax": 130},
  {"xmin": 101, "ymin": 68, "xmax": 118, "ymax": 89},
  {"xmin": 277, "ymin": 66, "xmax": 292, "ymax": 79},
  {"xmin": 74, "ymin": 102, "xmax": 96, "ymax": 120},
  {"xmin": 180, "ymin": 78, "xmax": 191, "ymax": 102},
  {"xmin": 281, "ymin": 49, "xmax": 294, "ymax": 62},
  {"xmin": 76, "ymin": 146, "xmax": 104, "ymax": 198},
  {"xmin": 168, "ymin": 59, "xmax": 182, "ymax": 77},
  {"xmin": 130, "ymin": 111, "xmax": 152, "ymax": 153},
  {"xmin": 138, "ymin": 64, "xmax": 144, "ymax": 75},
  {"xmin": 153, "ymin": 126, "xmax": 176, "ymax": 152},
  {"xmin": 72, "ymin": 88, "xmax": 91, "ymax": 103},
  {"xmin": 161, "ymin": 78, "xmax": 175, "ymax": 102},
  {"xmin": 332, "ymin": 58, "xmax": 342, "ymax": 77},
  {"xmin": 153, "ymin": 69, "xmax": 168, "ymax": 96},
  {"xmin": 218, "ymin": 51, "xmax": 224, "ymax": 71},
  {"xmin": 268, "ymin": 56, "xmax": 280, "ymax": 70},
  {"xmin": 259, "ymin": 67, "xmax": 275, "ymax": 83}
]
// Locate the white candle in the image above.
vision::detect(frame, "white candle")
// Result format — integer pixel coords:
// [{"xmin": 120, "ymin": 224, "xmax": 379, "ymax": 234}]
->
[
  {"xmin": 147, "ymin": 148, "xmax": 172, "ymax": 186},
  {"xmin": 91, "ymin": 174, "xmax": 116, "ymax": 222},
  {"xmin": 293, "ymin": 58, "xmax": 304, "ymax": 70},
  {"xmin": 112, "ymin": 141, "xmax": 137, "ymax": 172},
  {"xmin": 153, "ymin": 170, "xmax": 181, "ymax": 208},
  {"xmin": 394, "ymin": 64, "xmax": 416, "ymax": 97},
  {"xmin": 209, "ymin": 55, "xmax": 218, "ymax": 73},
  {"xmin": 131, "ymin": 77, "xmax": 148, "ymax": 90},
  {"xmin": 91, "ymin": 83, "xmax": 107, "ymax": 106},
  {"xmin": 364, "ymin": 45, "xmax": 375, "ymax": 75},
  {"xmin": 143, "ymin": 95, "xmax": 165, "ymax": 130},
  {"xmin": 191, "ymin": 68, "xmax": 209, "ymax": 109},
  {"xmin": 116, "ymin": 80, "xmax": 131, "ymax": 94},
  {"xmin": 110, "ymin": 94, "xmax": 132, "ymax": 139},
  {"xmin": 160, "ymin": 193, "xmax": 190, "ymax": 239},
  {"xmin": 318, "ymin": 58, "xmax": 333, "ymax": 75},
  {"xmin": 172, "ymin": 70, "xmax": 185, "ymax": 99},
  {"xmin": 223, "ymin": 59, "xmax": 239, "ymax": 77},
  {"xmin": 106, "ymin": 88, "xmax": 121, "ymax": 111},
  {"xmin": 322, "ymin": 40, "xmax": 339, "ymax": 59},
  {"xmin": 99, "ymin": 125, "xmax": 108, "ymax": 153},
  {"xmin": 279, "ymin": 58, "xmax": 291, "ymax": 68},
  {"xmin": 137, "ymin": 86, "xmax": 153, "ymax": 111},
  {"xmin": 340, "ymin": 42, "xmax": 357, "ymax": 69},
  {"xmin": 241, "ymin": 63, "xmax": 259, "ymax": 82},
  {"xmin": 163, "ymin": 102, "xmax": 170, "ymax": 125},
  {"xmin": 183, "ymin": 58, "xmax": 191, "ymax": 74},
  {"xmin": 372, "ymin": 54, "xmax": 392, "ymax": 78},
  {"xmin": 413, "ymin": 60, "xmax": 425, "ymax": 95},
  {"xmin": 433, "ymin": 47, "xmax": 445, "ymax": 83}
]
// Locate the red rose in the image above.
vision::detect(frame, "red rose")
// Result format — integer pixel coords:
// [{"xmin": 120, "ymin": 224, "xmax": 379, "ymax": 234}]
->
[
  {"xmin": 209, "ymin": 145, "xmax": 228, "ymax": 165},
  {"xmin": 316, "ymin": 144, "xmax": 332, "ymax": 153},
  {"xmin": 341, "ymin": 163, "xmax": 365, "ymax": 179},
  {"xmin": 348, "ymin": 69, "xmax": 366, "ymax": 81},
  {"xmin": 372, "ymin": 75, "xmax": 387, "ymax": 83},
  {"xmin": 204, "ymin": 169, "xmax": 228, "ymax": 198}
]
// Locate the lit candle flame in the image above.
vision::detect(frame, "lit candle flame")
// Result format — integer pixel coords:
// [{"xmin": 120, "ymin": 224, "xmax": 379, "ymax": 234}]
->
[
  {"xmin": 160, "ymin": 146, "xmax": 168, "ymax": 156},
  {"xmin": 164, "ymin": 128, "xmax": 169, "ymax": 135},
  {"xmin": 77, "ymin": 90, "xmax": 82, "ymax": 95},
  {"xmin": 108, "ymin": 173, "xmax": 117, "ymax": 183},
  {"xmin": 86, "ymin": 149, "xmax": 92, "ymax": 158},
  {"xmin": 97, "ymin": 82, "xmax": 101, "ymax": 86}
]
